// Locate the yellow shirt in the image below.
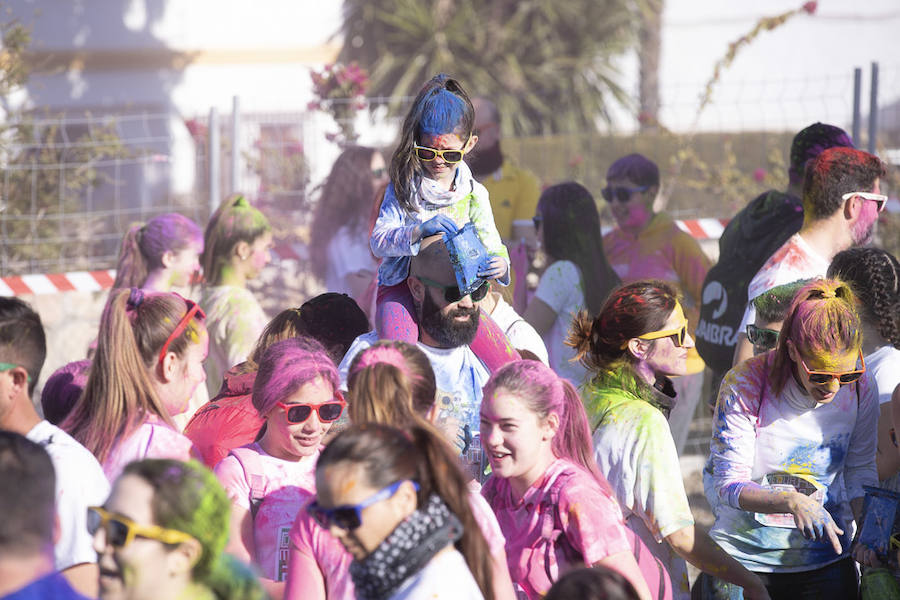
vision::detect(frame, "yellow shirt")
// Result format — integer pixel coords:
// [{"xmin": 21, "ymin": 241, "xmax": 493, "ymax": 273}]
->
[{"xmin": 478, "ymin": 160, "xmax": 541, "ymax": 241}]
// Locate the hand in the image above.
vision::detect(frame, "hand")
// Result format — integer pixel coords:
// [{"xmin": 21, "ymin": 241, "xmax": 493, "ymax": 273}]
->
[
  {"xmin": 788, "ymin": 492, "xmax": 843, "ymax": 554},
  {"xmin": 418, "ymin": 214, "xmax": 458, "ymax": 239},
  {"xmin": 741, "ymin": 579, "xmax": 772, "ymax": 600},
  {"xmin": 477, "ymin": 256, "xmax": 508, "ymax": 280}
]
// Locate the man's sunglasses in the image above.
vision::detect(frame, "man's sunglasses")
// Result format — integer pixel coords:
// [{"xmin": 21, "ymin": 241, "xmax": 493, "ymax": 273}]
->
[
  {"xmin": 413, "ymin": 144, "xmax": 467, "ymax": 164},
  {"xmin": 842, "ymin": 191, "xmax": 887, "ymax": 212},
  {"xmin": 158, "ymin": 296, "xmax": 206, "ymax": 365},
  {"xmin": 746, "ymin": 324, "xmax": 780, "ymax": 350},
  {"xmin": 417, "ymin": 276, "xmax": 489, "ymax": 303},
  {"xmin": 276, "ymin": 396, "xmax": 346, "ymax": 424},
  {"xmin": 88, "ymin": 506, "xmax": 195, "ymax": 548},
  {"xmin": 307, "ymin": 480, "xmax": 419, "ymax": 531},
  {"xmin": 796, "ymin": 349, "xmax": 866, "ymax": 385},
  {"xmin": 601, "ymin": 185, "xmax": 650, "ymax": 204}
]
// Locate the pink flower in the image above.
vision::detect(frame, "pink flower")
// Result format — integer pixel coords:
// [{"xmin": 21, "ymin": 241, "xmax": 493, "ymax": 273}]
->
[
  {"xmin": 753, "ymin": 168, "xmax": 767, "ymax": 182},
  {"xmin": 802, "ymin": 1, "xmax": 817, "ymax": 14}
]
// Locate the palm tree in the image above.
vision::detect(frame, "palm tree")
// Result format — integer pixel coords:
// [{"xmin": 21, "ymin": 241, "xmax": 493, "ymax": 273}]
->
[{"xmin": 339, "ymin": 0, "xmax": 641, "ymax": 135}]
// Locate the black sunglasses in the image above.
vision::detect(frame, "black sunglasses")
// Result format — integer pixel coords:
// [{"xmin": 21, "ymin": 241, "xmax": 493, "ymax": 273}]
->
[
  {"xmin": 746, "ymin": 324, "xmax": 779, "ymax": 350},
  {"xmin": 418, "ymin": 276, "xmax": 489, "ymax": 303},
  {"xmin": 601, "ymin": 185, "xmax": 650, "ymax": 203}
]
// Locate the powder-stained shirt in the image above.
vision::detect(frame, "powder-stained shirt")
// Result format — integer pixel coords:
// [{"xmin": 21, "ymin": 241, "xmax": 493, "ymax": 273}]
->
[
  {"xmin": 371, "ymin": 162, "xmax": 509, "ymax": 287},
  {"xmin": 532, "ymin": 260, "xmax": 589, "ymax": 385},
  {"xmin": 103, "ymin": 416, "xmax": 196, "ymax": 482},
  {"xmin": 339, "ymin": 331, "xmax": 489, "ymax": 438},
  {"xmin": 200, "ymin": 285, "xmax": 268, "ymax": 397},
  {"xmin": 603, "ymin": 212, "xmax": 711, "ymax": 306},
  {"xmin": 482, "ymin": 458, "xmax": 671, "ymax": 600},
  {"xmin": 739, "ymin": 233, "xmax": 830, "ymax": 333},
  {"xmin": 215, "ymin": 442, "xmax": 320, "ymax": 581},
  {"xmin": 707, "ymin": 353, "xmax": 878, "ymax": 573},
  {"xmin": 285, "ymin": 489, "xmax": 508, "ymax": 600},
  {"xmin": 585, "ymin": 372, "xmax": 694, "ymax": 599}
]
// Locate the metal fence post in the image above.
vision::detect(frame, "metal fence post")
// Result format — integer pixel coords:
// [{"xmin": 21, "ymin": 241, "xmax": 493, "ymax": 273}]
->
[
  {"xmin": 231, "ymin": 95, "xmax": 240, "ymax": 195},
  {"xmin": 868, "ymin": 62, "xmax": 878, "ymax": 154},
  {"xmin": 852, "ymin": 67, "xmax": 862, "ymax": 146},
  {"xmin": 209, "ymin": 107, "xmax": 220, "ymax": 214}
]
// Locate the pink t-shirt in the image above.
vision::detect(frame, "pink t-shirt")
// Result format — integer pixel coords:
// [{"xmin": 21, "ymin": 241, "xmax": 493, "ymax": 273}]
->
[
  {"xmin": 482, "ymin": 458, "xmax": 672, "ymax": 600},
  {"xmin": 284, "ymin": 490, "xmax": 507, "ymax": 600},
  {"xmin": 102, "ymin": 416, "xmax": 195, "ymax": 481},
  {"xmin": 215, "ymin": 442, "xmax": 319, "ymax": 581}
]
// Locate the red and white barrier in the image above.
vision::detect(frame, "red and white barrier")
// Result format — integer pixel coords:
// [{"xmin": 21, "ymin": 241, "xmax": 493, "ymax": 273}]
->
[
  {"xmin": 1, "ymin": 225, "xmax": 726, "ymax": 296},
  {"xmin": 674, "ymin": 218, "xmax": 730, "ymax": 240}
]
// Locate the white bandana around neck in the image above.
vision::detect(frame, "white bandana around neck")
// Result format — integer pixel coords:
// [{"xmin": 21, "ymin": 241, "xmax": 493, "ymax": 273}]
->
[{"xmin": 413, "ymin": 160, "xmax": 475, "ymax": 210}]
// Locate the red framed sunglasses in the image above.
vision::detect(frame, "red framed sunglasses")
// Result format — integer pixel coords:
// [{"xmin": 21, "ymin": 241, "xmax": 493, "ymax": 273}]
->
[
  {"xmin": 276, "ymin": 394, "xmax": 346, "ymax": 424},
  {"xmin": 157, "ymin": 297, "xmax": 206, "ymax": 365},
  {"xmin": 796, "ymin": 349, "xmax": 866, "ymax": 385}
]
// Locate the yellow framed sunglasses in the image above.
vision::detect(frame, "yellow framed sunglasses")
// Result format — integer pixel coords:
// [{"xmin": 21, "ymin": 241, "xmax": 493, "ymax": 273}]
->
[
  {"xmin": 88, "ymin": 506, "xmax": 195, "ymax": 548},
  {"xmin": 413, "ymin": 137, "xmax": 471, "ymax": 164}
]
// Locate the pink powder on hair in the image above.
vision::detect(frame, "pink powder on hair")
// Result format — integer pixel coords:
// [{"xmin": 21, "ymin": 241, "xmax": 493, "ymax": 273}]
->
[{"xmin": 350, "ymin": 346, "xmax": 414, "ymax": 379}]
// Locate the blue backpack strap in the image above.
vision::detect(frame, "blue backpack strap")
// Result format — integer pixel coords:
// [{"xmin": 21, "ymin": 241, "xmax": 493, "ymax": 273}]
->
[{"xmin": 228, "ymin": 446, "xmax": 267, "ymax": 518}]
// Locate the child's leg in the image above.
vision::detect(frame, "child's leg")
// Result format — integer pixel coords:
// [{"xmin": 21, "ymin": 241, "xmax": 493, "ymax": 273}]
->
[
  {"xmin": 376, "ymin": 283, "xmax": 419, "ymax": 343},
  {"xmin": 471, "ymin": 311, "xmax": 521, "ymax": 373}
]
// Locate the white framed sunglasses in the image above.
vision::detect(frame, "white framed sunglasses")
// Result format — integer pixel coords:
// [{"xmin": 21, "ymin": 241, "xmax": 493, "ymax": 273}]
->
[{"xmin": 842, "ymin": 191, "xmax": 887, "ymax": 212}]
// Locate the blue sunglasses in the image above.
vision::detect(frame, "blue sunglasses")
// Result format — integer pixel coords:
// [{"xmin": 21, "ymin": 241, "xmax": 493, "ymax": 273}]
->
[{"xmin": 307, "ymin": 480, "xmax": 419, "ymax": 531}]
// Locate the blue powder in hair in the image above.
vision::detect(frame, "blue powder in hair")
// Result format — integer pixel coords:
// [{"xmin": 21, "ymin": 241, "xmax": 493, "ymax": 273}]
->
[{"xmin": 418, "ymin": 89, "xmax": 468, "ymax": 138}]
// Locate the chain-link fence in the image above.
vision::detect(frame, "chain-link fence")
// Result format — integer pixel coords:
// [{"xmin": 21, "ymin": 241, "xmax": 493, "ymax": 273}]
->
[{"xmin": 2, "ymin": 65, "xmax": 896, "ymax": 277}]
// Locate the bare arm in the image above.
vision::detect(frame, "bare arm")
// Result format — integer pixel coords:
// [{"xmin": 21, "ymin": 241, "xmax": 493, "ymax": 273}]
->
[
  {"xmin": 593, "ymin": 551, "xmax": 653, "ymax": 600},
  {"xmin": 876, "ymin": 401, "xmax": 900, "ymax": 481},
  {"xmin": 490, "ymin": 547, "xmax": 518, "ymax": 600},
  {"xmin": 522, "ymin": 297, "xmax": 557, "ymax": 338},
  {"xmin": 225, "ymin": 503, "xmax": 255, "ymax": 564},
  {"xmin": 665, "ymin": 525, "xmax": 770, "ymax": 600}
]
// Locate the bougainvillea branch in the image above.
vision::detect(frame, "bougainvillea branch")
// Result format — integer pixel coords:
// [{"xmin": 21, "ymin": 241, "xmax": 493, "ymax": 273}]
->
[{"xmin": 308, "ymin": 62, "xmax": 370, "ymax": 144}]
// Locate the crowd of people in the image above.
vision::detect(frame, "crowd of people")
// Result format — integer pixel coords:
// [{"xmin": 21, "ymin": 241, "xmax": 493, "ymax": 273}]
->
[{"xmin": 1, "ymin": 72, "xmax": 898, "ymax": 600}]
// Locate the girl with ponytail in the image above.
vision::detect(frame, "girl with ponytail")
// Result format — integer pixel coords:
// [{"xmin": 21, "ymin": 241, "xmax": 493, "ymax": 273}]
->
[
  {"xmin": 92, "ymin": 459, "xmax": 265, "ymax": 600},
  {"xmin": 571, "ymin": 280, "xmax": 767, "ymax": 599},
  {"xmin": 827, "ymin": 248, "xmax": 900, "ymax": 488},
  {"xmin": 310, "ymin": 423, "xmax": 495, "ymax": 600},
  {"xmin": 112, "ymin": 213, "xmax": 203, "ymax": 292},
  {"xmin": 62, "ymin": 288, "xmax": 206, "ymax": 480},
  {"xmin": 704, "ymin": 279, "xmax": 878, "ymax": 598},
  {"xmin": 200, "ymin": 194, "xmax": 273, "ymax": 396},
  {"xmin": 286, "ymin": 341, "xmax": 516, "ymax": 600},
  {"xmin": 480, "ymin": 359, "xmax": 666, "ymax": 600}
]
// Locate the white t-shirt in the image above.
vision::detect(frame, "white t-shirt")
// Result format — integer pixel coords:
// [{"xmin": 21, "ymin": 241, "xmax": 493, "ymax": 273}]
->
[
  {"xmin": 739, "ymin": 233, "xmax": 830, "ymax": 332},
  {"xmin": 389, "ymin": 546, "xmax": 484, "ymax": 600},
  {"xmin": 325, "ymin": 225, "xmax": 378, "ymax": 295},
  {"xmin": 487, "ymin": 293, "xmax": 549, "ymax": 366},
  {"xmin": 26, "ymin": 420, "xmax": 110, "ymax": 571},
  {"xmin": 339, "ymin": 331, "xmax": 490, "ymax": 436},
  {"xmin": 532, "ymin": 260, "xmax": 588, "ymax": 385},
  {"xmin": 867, "ymin": 345, "xmax": 900, "ymax": 405}
]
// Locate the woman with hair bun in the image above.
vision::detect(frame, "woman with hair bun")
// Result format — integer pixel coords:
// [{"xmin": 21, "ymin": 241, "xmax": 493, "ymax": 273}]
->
[
  {"xmin": 704, "ymin": 279, "xmax": 878, "ymax": 598},
  {"xmin": 570, "ymin": 280, "xmax": 768, "ymax": 599}
]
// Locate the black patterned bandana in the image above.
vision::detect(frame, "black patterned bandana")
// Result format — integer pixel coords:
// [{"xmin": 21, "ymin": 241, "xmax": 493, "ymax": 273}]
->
[{"xmin": 350, "ymin": 494, "xmax": 464, "ymax": 600}]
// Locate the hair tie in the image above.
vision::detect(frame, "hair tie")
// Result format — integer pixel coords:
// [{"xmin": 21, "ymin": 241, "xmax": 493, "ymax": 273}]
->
[
  {"xmin": 232, "ymin": 194, "xmax": 248, "ymax": 208},
  {"xmin": 351, "ymin": 346, "xmax": 414, "ymax": 379},
  {"xmin": 127, "ymin": 288, "xmax": 145, "ymax": 310},
  {"xmin": 821, "ymin": 289, "xmax": 837, "ymax": 299}
]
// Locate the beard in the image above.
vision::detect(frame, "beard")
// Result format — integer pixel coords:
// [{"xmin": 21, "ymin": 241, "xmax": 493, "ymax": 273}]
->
[
  {"xmin": 419, "ymin": 291, "xmax": 480, "ymax": 348},
  {"xmin": 851, "ymin": 215, "xmax": 876, "ymax": 246},
  {"xmin": 467, "ymin": 140, "xmax": 504, "ymax": 178}
]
